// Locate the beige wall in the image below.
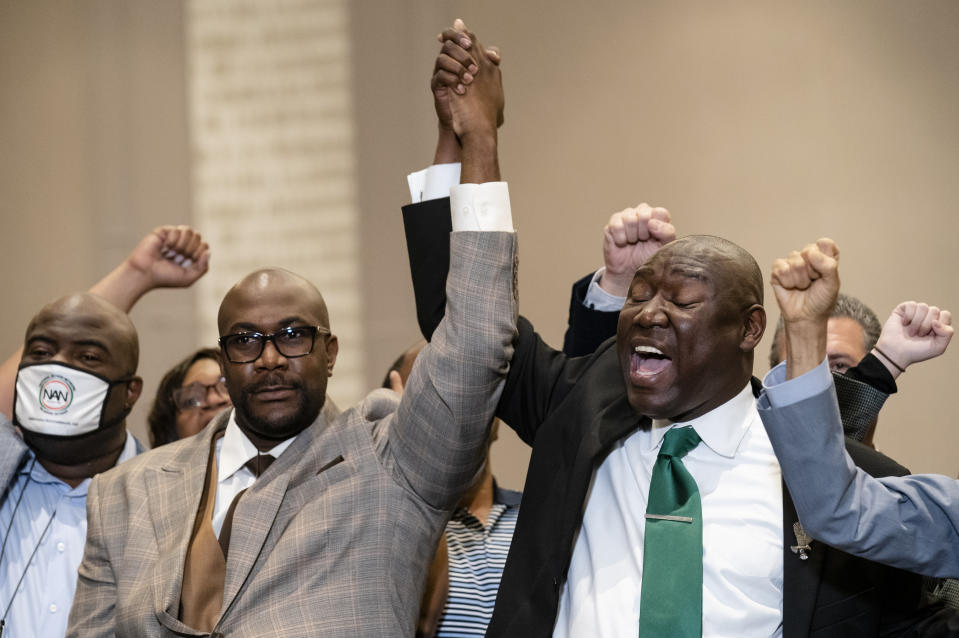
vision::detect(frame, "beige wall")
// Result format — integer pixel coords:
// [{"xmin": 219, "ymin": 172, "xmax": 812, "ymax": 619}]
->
[
  {"xmin": 1, "ymin": 2, "xmax": 956, "ymax": 488},
  {"xmin": 0, "ymin": 1, "xmax": 193, "ymax": 446},
  {"xmin": 351, "ymin": 1, "xmax": 959, "ymax": 487}
]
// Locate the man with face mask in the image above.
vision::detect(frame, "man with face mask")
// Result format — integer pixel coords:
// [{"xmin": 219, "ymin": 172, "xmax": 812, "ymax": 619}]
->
[{"xmin": 0, "ymin": 227, "xmax": 209, "ymax": 638}]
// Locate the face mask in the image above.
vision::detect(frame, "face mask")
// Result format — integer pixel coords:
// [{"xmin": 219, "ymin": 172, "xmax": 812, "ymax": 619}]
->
[{"xmin": 13, "ymin": 362, "xmax": 132, "ymax": 464}]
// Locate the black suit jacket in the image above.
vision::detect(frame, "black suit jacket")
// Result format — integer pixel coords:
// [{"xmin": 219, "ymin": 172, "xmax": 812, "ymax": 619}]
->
[{"xmin": 401, "ymin": 197, "xmax": 955, "ymax": 637}]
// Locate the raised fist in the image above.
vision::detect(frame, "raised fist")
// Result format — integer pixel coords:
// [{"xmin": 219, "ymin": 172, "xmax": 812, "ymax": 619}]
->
[
  {"xmin": 770, "ymin": 238, "xmax": 840, "ymax": 326},
  {"xmin": 874, "ymin": 301, "xmax": 953, "ymax": 372},
  {"xmin": 600, "ymin": 204, "xmax": 674, "ymax": 297},
  {"xmin": 126, "ymin": 225, "xmax": 210, "ymax": 289}
]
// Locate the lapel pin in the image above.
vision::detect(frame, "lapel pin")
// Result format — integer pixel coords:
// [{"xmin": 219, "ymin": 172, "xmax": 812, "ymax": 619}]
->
[{"xmin": 790, "ymin": 522, "xmax": 813, "ymax": 560}]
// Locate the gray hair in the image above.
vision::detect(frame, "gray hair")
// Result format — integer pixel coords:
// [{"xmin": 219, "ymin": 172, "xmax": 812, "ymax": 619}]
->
[{"xmin": 768, "ymin": 292, "xmax": 881, "ymax": 370}]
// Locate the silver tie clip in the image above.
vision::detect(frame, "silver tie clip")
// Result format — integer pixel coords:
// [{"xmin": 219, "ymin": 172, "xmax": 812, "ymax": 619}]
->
[{"xmin": 645, "ymin": 513, "xmax": 694, "ymax": 523}]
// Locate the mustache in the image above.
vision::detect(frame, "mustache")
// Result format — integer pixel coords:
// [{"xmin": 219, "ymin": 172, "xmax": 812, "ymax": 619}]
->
[{"xmin": 243, "ymin": 374, "xmax": 303, "ymax": 395}]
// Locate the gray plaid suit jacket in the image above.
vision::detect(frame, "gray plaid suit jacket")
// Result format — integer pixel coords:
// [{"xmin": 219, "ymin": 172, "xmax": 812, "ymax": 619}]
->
[{"xmin": 66, "ymin": 231, "xmax": 518, "ymax": 637}]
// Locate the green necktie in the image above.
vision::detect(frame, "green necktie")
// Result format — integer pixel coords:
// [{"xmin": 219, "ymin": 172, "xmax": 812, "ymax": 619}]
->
[{"xmin": 639, "ymin": 426, "xmax": 703, "ymax": 638}]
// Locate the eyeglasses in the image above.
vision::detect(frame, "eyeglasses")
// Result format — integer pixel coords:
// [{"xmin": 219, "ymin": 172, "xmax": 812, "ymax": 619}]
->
[
  {"xmin": 172, "ymin": 377, "xmax": 229, "ymax": 411},
  {"xmin": 218, "ymin": 326, "xmax": 329, "ymax": 364}
]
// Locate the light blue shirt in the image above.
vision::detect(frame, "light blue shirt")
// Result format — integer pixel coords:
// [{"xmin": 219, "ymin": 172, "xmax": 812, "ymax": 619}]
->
[
  {"xmin": 761, "ymin": 358, "xmax": 834, "ymax": 407},
  {"xmin": 0, "ymin": 432, "xmax": 138, "ymax": 638}
]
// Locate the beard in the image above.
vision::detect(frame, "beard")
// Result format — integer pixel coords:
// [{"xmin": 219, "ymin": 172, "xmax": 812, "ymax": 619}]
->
[{"xmin": 234, "ymin": 376, "xmax": 324, "ymax": 443}]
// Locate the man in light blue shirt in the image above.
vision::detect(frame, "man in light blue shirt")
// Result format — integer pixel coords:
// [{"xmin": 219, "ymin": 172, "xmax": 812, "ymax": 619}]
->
[
  {"xmin": 0, "ymin": 421, "xmax": 139, "ymax": 637},
  {"xmin": 757, "ymin": 237, "xmax": 959, "ymax": 580},
  {"xmin": 0, "ymin": 227, "xmax": 209, "ymax": 637}
]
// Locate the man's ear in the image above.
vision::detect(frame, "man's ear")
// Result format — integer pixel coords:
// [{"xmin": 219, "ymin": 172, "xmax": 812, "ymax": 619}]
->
[
  {"xmin": 740, "ymin": 305, "xmax": 766, "ymax": 352},
  {"xmin": 125, "ymin": 376, "xmax": 143, "ymax": 410},
  {"xmin": 325, "ymin": 335, "xmax": 339, "ymax": 377}
]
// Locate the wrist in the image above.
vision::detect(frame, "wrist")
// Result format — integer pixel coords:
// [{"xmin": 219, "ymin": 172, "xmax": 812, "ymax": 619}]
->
[
  {"xmin": 459, "ymin": 129, "xmax": 500, "ymax": 184},
  {"xmin": 88, "ymin": 261, "xmax": 152, "ymax": 313},
  {"xmin": 871, "ymin": 344, "xmax": 905, "ymax": 379},
  {"xmin": 782, "ymin": 320, "xmax": 827, "ymax": 380},
  {"xmin": 433, "ymin": 125, "xmax": 461, "ymax": 164},
  {"xmin": 458, "ymin": 126, "xmax": 498, "ymax": 150},
  {"xmin": 598, "ymin": 270, "xmax": 632, "ymax": 297}
]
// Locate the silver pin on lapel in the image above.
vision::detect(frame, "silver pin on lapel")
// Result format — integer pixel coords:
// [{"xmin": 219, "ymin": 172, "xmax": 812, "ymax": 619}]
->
[{"xmin": 790, "ymin": 522, "xmax": 813, "ymax": 560}]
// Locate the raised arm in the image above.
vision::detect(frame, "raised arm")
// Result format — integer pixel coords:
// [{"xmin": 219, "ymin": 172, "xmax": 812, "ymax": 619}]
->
[
  {"xmin": 402, "ymin": 20, "xmax": 501, "ymax": 341},
  {"xmin": 760, "ymin": 240, "xmax": 959, "ymax": 578},
  {"xmin": 0, "ymin": 226, "xmax": 209, "ymax": 417},
  {"xmin": 388, "ymin": 21, "xmax": 516, "ymax": 509}
]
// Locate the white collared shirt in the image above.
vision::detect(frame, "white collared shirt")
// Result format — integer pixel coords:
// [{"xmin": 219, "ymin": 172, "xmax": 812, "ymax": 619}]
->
[
  {"xmin": 554, "ymin": 383, "xmax": 784, "ymax": 638},
  {"xmin": 212, "ymin": 412, "xmax": 298, "ymax": 537}
]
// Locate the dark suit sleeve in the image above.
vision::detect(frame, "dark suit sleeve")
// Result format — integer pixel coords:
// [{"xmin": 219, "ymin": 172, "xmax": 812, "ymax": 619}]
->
[
  {"xmin": 402, "ymin": 198, "xmax": 453, "ymax": 341},
  {"xmin": 833, "ymin": 354, "xmax": 896, "ymax": 442},
  {"xmin": 495, "ymin": 316, "xmax": 598, "ymax": 446},
  {"xmin": 562, "ymin": 273, "xmax": 621, "ymax": 357}
]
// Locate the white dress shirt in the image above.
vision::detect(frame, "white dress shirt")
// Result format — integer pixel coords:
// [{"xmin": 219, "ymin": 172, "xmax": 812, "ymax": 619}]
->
[
  {"xmin": 212, "ymin": 413, "xmax": 297, "ymax": 537},
  {"xmin": 554, "ymin": 383, "xmax": 785, "ymax": 638}
]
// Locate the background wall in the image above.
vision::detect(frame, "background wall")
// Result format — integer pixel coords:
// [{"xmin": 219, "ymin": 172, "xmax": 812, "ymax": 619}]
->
[
  {"xmin": 0, "ymin": 0, "xmax": 194, "ymax": 445},
  {"xmin": 1, "ymin": 1, "xmax": 956, "ymax": 490}
]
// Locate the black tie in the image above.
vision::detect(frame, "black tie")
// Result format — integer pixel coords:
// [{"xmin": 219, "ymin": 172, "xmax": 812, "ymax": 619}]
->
[{"xmin": 218, "ymin": 454, "xmax": 276, "ymax": 557}]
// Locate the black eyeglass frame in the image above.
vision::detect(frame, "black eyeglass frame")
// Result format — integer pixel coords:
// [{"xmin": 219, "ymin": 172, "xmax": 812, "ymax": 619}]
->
[{"xmin": 218, "ymin": 325, "xmax": 330, "ymax": 364}]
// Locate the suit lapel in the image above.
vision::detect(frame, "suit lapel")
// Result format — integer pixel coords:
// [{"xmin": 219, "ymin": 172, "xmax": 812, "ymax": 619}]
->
[
  {"xmin": 781, "ymin": 483, "xmax": 824, "ymax": 638},
  {"xmin": 146, "ymin": 414, "xmax": 227, "ymax": 622},
  {"xmin": 220, "ymin": 406, "xmax": 341, "ymax": 615},
  {"xmin": 562, "ymin": 396, "xmax": 645, "ymax": 534}
]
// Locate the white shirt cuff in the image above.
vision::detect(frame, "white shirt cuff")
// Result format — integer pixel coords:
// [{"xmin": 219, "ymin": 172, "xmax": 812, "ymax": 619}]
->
[
  {"xmin": 583, "ymin": 267, "xmax": 627, "ymax": 311},
  {"xmin": 449, "ymin": 182, "xmax": 513, "ymax": 231},
  {"xmin": 762, "ymin": 358, "xmax": 832, "ymax": 408},
  {"xmin": 407, "ymin": 163, "xmax": 462, "ymax": 203}
]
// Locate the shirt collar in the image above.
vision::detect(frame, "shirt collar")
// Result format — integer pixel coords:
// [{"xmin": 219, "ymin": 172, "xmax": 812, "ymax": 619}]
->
[
  {"xmin": 219, "ymin": 411, "xmax": 297, "ymax": 483},
  {"xmin": 20, "ymin": 431, "xmax": 139, "ymax": 496},
  {"xmin": 647, "ymin": 382, "xmax": 756, "ymax": 459}
]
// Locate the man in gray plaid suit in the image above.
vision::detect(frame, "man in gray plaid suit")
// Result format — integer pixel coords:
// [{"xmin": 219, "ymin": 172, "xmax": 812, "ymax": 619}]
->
[{"xmin": 66, "ymin": 27, "xmax": 513, "ymax": 638}]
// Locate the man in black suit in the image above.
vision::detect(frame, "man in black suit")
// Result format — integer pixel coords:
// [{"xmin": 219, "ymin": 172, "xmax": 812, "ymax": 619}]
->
[{"xmin": 405, "ymin": 21, "xmax": 956, "ymax": 637}]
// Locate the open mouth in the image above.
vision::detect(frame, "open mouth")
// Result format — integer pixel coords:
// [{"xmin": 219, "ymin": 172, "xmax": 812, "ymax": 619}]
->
[{"xmin": 630, "ymin": 345, "xmax": 672, "ymax": 380}]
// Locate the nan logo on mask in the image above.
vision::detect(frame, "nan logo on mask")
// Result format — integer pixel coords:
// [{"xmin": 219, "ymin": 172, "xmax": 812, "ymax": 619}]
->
[
  {"xmin": 38, "ymin": 374, "xmax": 75, "ymax": 414},
  {"xmin": 14, "ymin": 362, "xmax": 116, "ymax": 436}
]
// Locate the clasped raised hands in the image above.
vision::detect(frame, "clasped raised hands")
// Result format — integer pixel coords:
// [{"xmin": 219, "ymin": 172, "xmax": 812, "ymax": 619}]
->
[{"xmin": 433, "ymin": 19, "xmax": 504, "ymax": 141}]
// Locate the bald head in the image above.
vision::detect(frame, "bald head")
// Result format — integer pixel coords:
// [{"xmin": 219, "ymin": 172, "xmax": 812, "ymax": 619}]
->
[
  {"xmin": 216, "ymin": 268, "xmax": 338, "ymax": 449},
  {"xmin": 26, "ymin": 292, "xmax": 139, "ymax": 374},
  {"xmin": 656, "ymin": 235, "xmax": 764, "ymax": 309},
  {"xmin": 617, "ymin": 234, "xmax": 766, "ymax": 422},
  {"xmin": 218, "ymin": 268, "xmax": 330, "ymax": 334}
]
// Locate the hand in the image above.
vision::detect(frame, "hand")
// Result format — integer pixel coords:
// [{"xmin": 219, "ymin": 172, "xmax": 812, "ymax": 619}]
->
[
  {"xmin": 432, "ymin": 20, "xmax": 502, "ymax": 135},
  {"xmin": 770, "ymin": 238, "xmax": 840, "ymax": 326},
  {"xmin": 600, "ymin": 204, "xmax": 674, "ymax": 296},
  {"xmin": 388, "ymin": 370, "xmax": 405, "ymax": 395},
  {"xmin": 440, "ymin": 22, "xmax": 504, "ymax": 141},
  {"xmin": 874, "ymin": 301, "xmax": 953, "ymax": 373},
  {"xmin": 126, "ymin": 226, "xmax": 210, "ymax": 289}
]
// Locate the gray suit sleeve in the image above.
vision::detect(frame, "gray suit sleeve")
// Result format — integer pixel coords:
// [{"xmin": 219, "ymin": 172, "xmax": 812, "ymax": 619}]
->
[
  {"xmin": 757, "ymin": 385, "xmax": 959, "ymax": 579},
  {"xmin": 385, "ymin": 231, "xmax": 517, "ymax": 510}
]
